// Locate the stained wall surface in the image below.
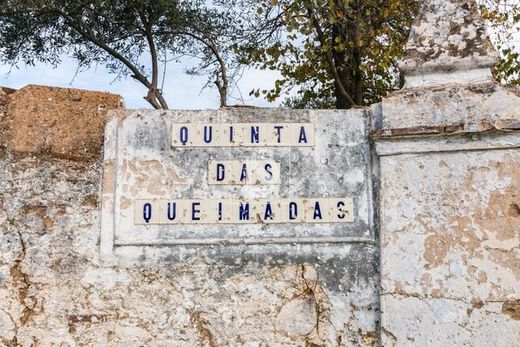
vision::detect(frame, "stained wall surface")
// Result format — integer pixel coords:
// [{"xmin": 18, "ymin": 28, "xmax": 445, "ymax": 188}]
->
[
  {"xmin": 0, "ymin": 86, "xmax": 519, "ymax": 347},
  {"xmin": 374, "ymin": 0, "xmax": 520, "ymax": 343},
  {"xmin": 0, "ymin": 95, "xmax": 379, "ymax": 346},
  {"xmin": 376, "ymin": 137, "xmax": 520, "ymax": 346}
]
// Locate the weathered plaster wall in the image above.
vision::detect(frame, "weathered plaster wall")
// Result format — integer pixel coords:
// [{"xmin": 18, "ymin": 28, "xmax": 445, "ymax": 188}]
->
[
  {"xmin": 1, "ymin": 0, "xmax": 520, "ymax": 345},
  {"xmin": 0, "ymin": 152, "xmax": 378, "ymax": 347},
  {"xmin": 377, "ymin": 142, "xmax": 520, "ymax": 346},
  {"xmin": 375, "ymin": 0, "xmax": 520, "ymax": 344},
  {"xmin": 101, "ymin": 109, "xmax": 375, "ymax": 264},
  {"xmin": 381, "ymin": 83, "xmax": 520, "ymax": 130},
  {"xmin": 0, "ymin": 151, "xmax": 377, "ymax": 345},
  {"xmin": 0, "ymin": 90, "xmax": 378, "ymax": 346}
]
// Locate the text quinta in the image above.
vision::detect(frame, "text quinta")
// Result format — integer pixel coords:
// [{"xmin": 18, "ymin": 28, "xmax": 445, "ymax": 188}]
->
[{"xmin": 171, "ymin": 123, "xmax": 315, "ymax": 147}]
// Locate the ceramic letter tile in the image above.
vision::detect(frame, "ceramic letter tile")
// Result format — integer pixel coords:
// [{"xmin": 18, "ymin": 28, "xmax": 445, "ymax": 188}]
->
[
  {"xmin": 327, "ymin": 197, "xmax": 354, "ymax": 223},
  {"xmin": 267, "ymin": 124, "xmax": 291, "ymax": 146},
  {"xmin": 281, "ymin": 198, "xmax": 305, "ymax": 223},
  {"xmin": 171, "ymin": 123, "xmax": 196, "ymax": 147},
  {"xmin": 290, "ymin": 123, "xmax": 315, "ymax": 147},
  {"xmin": 134, "ymin": 200, "xmax": 161, "ymax": 224}
]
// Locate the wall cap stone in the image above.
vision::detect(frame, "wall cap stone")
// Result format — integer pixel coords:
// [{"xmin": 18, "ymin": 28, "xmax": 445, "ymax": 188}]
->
[{"xmin": 0, "ymin": 84, "xmax": 123, "ymax": 161}]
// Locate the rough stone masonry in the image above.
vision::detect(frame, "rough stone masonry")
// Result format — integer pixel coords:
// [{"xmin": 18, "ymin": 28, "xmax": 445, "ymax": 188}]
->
[{"xmin": 0, "ymin": 0, "xmax": 519, "ymax": 346}]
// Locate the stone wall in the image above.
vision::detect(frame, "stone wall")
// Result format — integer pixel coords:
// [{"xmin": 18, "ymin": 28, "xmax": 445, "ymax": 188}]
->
[
  {"xmin": 377, "ymin": 144, "xmax": 520, "ymax": 346},
  {"xmin": 0, "ymin": 147, "xmax": 377, "ymax": 345},
  {"xmin": 0, "ymin": 89, "xmax": 378, "ymax": 346},
  {"xmin": 1, "ymin": 0, "xmax": 520, "ymax": 345},
  {"xmin": 375, "ymin": 0, "xmax": 520, "ymax": 345},
  {"xmin": 0, "ymin": 85, "xmax": 122, "ymax": 161}
]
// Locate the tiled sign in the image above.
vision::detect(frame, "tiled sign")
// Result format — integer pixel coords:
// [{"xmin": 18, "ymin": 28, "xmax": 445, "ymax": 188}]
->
[
  {"xmin": 207, "ymin": 160, "xmax": 281, "ymax": 185},
  {"xmin": 171, "ymin": 123, "xmax": 315, "ymax": 147},
  {"xmin": 101, "ymin": 109, "xmax": 373, "ymax": 262},
  {"xmin": 136, "ymin": 122, "xmax": 351, "ymax": 225}
]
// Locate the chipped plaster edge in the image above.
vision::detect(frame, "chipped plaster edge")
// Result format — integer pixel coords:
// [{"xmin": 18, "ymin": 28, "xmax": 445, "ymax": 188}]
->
[
  {"xmin": 403, "ymin": 68, "xmax": 494, "ymax": 89},
  {"xmin": 374, "ymin": 131, "xmax": 520, "ymax": 156},
  {"xmin": 100, "ymin": 117, "xmax": 119, "ymax": 265}
]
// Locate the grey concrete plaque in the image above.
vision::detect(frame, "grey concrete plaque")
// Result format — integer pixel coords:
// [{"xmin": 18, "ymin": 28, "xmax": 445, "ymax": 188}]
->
[{"xmin": 100, "ymin": 109, "xmax": 375, "ymax": 264}]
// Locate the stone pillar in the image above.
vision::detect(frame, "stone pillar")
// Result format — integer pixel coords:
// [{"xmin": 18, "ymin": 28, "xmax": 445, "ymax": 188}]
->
[{"xmin": 374, "ymin": 0, "xmax": 520, "ymax": 345}]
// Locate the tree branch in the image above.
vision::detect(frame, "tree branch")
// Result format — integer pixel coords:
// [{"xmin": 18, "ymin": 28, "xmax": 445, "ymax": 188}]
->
[
  {"xmin": 136, "ymin": 5, "xmax": 169, "ymax": 109},
  {"xmin": 305, "ymin": 4, "xmax": 357, "ymax": 107},
  {"xmin": 176, "ymin": 30, "xmax": 229, "ymax": 107},
  {"xmin": 56, "ymin": 8, "xmax": 166, "ymax": 109}
]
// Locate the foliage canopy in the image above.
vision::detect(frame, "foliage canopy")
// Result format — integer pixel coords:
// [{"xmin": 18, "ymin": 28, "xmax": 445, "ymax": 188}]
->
[
  {"xmin": 0, "ymin": 0, "xmax": 244, "ymax": 108},
  {"xmin": 0, "ymin": 0, "xmax": 518, "ymax": 109},
  {"xmin": 243, "ymin": 0, "xmax": 418, "ymax": 109}
]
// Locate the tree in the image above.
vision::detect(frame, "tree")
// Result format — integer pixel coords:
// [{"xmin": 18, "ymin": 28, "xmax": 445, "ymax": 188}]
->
[
  {"xmin": 0, "ymin": 0, "xmax": 243, "ymax": 109},
  {"xmin": 1, "ymin": 0, "xmax": 517, "ymax": 110},
  {"xmin": 479, "ymin": 0, "xmax": 520, "ymax": 86},
  {"xmin": 243, "ymin": 0, "xmax": 419, "ymax": 109},
  {"xmin": 243, "ymin": 0, "xmax": 519, "ymax": 109},
  {"xmin": 171, "ymin": 1, "xmax": 247, "ymax": 107}
]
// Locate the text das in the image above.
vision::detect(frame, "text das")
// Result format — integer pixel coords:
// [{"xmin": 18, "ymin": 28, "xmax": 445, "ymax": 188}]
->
[{"xmin": 208, "ymin": 160, "xmax": 280, "ymax": 185}]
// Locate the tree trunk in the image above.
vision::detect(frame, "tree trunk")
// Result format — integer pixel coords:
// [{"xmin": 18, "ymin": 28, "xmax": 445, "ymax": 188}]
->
[
  {"xmin": 216, "ymin": 80, "xmax": 227, "ymax": 108},
  {"xmin": 332, "ymin": 22, "xmax": 354, "ymax": 109},
  {"xmin": 331, "ymin": 13, "xmax": 364, "ymax": 109},
  {"xmin": 352, "ymin": 21, "xmax": 363, "ymax": 105},
  {"xmin": 334, "ymin": 61, "xmax": 352, "ymax": 109}
]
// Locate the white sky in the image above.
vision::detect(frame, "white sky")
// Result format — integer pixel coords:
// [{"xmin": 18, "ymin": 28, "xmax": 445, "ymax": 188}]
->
[{"xmin": 0, "ymin": 55, "xmax": 282, "ymax": 109}]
